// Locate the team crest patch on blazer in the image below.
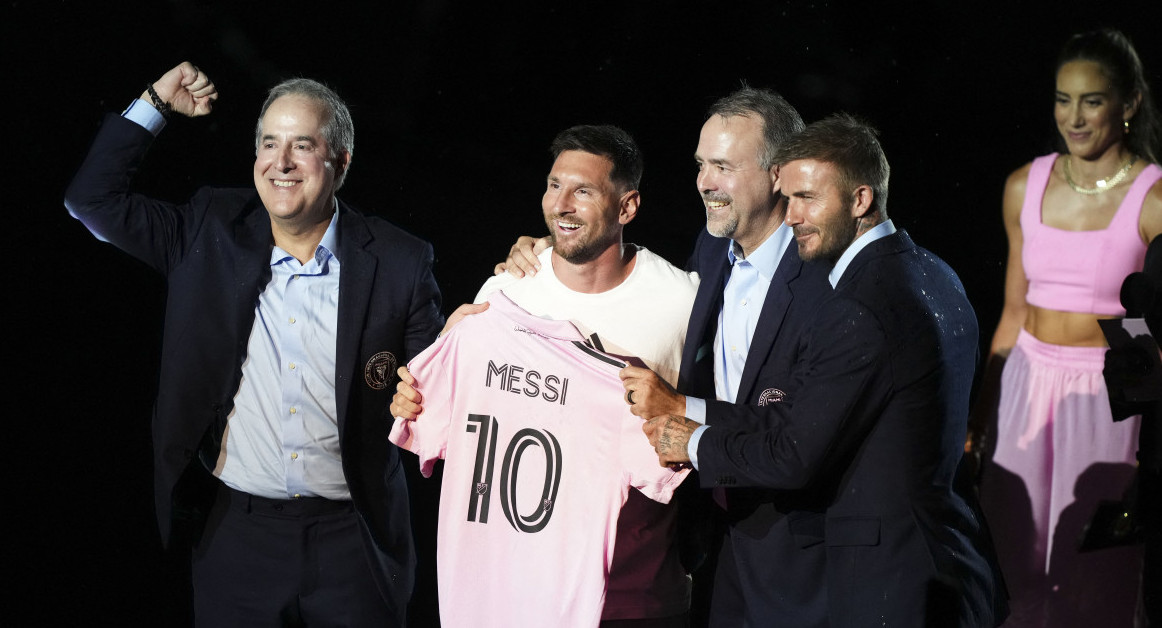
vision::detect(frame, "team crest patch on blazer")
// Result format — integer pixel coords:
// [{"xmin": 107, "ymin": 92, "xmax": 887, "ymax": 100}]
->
[
  {"xmin": 757, "ymin": 388, "xmax": 787, "ymax": 406},
  {"xmin": 364, "ymin": 351, "xmax": 398, "ymax": 390}
]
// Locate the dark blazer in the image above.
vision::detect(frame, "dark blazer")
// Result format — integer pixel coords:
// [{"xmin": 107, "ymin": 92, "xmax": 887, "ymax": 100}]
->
[
  {"xmin": 697, "ymin": 229, "xmax": 1002, "ymax": 627},
  {"xmin": 64, "ymin": 114, "xmax": 444, "ymax": 619},
  {"xmin": 678, "ymin": 227, "xmax": 834, "ymax": 626},
  {"xmin": 679, "ymin": 228, "xmax": 831, "ymax": 429}
]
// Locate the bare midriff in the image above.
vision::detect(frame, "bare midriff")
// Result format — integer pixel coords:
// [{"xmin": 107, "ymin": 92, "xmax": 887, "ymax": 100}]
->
[{"xmin": 1024, "ymin": 304, "xmax": 1117, "ymax": 347}]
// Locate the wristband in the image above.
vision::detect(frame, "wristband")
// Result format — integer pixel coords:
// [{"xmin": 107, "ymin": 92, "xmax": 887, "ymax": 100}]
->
[{"xmin": 145, "ymin": 83, "xmax": 172, "ymax": 119}]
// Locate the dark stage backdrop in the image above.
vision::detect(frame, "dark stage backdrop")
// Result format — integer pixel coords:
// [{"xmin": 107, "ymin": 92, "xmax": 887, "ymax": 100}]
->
[{"xmin": 8, "ymin": 1, "xmax": 1160, "ymax": 624}]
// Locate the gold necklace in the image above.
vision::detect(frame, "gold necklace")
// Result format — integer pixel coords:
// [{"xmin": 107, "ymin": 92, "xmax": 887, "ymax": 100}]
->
[{"xmin": 1063, "ymin": 154, "xmax": 1137, "ymax": 195}]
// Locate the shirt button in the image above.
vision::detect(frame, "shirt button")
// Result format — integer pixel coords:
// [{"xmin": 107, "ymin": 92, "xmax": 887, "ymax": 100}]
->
[
  {"xmin": 290, "ymin": 452, "xmax": 299, "ymax": 460},
  {"xmin": 290, "ymin": 407, "xmax": 298, "ymax": 415},
  {"xmin": 293, "ymin": 493, "xmax": 301, "ymax": 499},
  {"xmin": 740, "ymin": 299, "xmax": 747, "ymax": 306},
  {"xmin": 289, "ymin": 362, "xmax": 297, "ymax": 370},
  {"xmin": 288, "ymin": 317, "xmax": 296, "ymax": 324}
]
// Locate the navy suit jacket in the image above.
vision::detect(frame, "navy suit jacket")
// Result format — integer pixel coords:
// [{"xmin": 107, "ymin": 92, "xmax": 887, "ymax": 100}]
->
[
  {"xmin": 65, "ymin": 114, "xmax": 444, "ymax": 619},
  {"xmin": 696, "ymin": 229, "xmax": 1003, "ymax": 627},
  {"xmin": 678, "ymin": 227, "xmax": 834, "ymax": 626}
]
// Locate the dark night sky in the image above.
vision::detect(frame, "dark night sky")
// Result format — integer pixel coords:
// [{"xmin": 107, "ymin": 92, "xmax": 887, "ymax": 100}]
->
[{"xmin": 8, "ymin": 0, "xmax": 1161, "ymax": 623}]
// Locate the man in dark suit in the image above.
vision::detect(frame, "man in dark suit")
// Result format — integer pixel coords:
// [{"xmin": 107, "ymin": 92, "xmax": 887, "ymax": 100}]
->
[
  {"xmin": 636, "ymin": 114, "xmax": 1003, "ymax": 626},
  {"xmin": 65, "ymin": 62, "xmax": 443, "ymax": 626},
  {"xmin": 617, "ymin": 88, "xmax": 833, "ymax": 626}
]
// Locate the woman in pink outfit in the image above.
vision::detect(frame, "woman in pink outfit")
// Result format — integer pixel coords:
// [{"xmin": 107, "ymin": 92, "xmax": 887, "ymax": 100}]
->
[{"xmin": 971, "ymin": 28, "xmax": 1162, "ymax": 628}]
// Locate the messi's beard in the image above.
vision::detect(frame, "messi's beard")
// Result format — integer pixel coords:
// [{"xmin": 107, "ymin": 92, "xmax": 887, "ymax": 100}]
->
[{"xmin": 547, "ymin": 218, "xmax": 618, "ymax": 265}]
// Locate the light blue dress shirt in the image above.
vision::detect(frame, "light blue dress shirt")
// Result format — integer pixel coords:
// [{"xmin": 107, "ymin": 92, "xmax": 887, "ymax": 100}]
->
[
  {"xmin": 685, "ymin": 223, "xmax": 794, "ymax": 468},
  {"xmin": 123, "ymin": 98, "xmax": 167, "ymax": 135},
  {"xmin": 218, "ymin": 220, "xmax": 346, "ymax": 500},
  {"xmin": 121, "ymin": 99, "xmax": 349, "ymax": 500}
]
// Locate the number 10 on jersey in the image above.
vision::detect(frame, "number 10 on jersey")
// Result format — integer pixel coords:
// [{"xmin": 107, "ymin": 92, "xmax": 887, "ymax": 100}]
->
[{"xmin": 466, "ymin": 414, "xmax": 564, "ymax": 533}]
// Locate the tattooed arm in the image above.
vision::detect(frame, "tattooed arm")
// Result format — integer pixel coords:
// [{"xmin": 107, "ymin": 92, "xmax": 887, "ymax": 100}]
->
[{"xmin": 642, "ymin": 414, "xmax": 701, "ymax": 467}]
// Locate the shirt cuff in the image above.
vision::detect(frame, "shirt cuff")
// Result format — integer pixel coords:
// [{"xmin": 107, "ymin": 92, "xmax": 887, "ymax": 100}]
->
[
  {"xmin": 122, "ymin": 98, "xmax": 167, "ymax": 136},
  {"xmin": 685, "ymin": 396, "xmax": 707, "ymax": 424},
  {"xmin": 688, "ymin": 424, "xmax": 709, "ymax": 471}
]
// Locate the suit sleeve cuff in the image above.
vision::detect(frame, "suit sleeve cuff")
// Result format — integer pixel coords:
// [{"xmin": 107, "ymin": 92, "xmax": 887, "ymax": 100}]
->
[{"xmin": 122, "ymin": 99, "xmax": 167, "ymax": 136}]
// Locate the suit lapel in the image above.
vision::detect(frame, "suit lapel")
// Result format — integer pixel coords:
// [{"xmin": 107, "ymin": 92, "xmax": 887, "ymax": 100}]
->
[
  {"xmin": 232, "ymin": 200, "xmax": 275, "ymax": 341},
  {"xmin": 335, "ymin": 203, "xmax": 375, "ymax": 431},
  {"xmin": 834, "ymin": 230, "xmax": 910, "ymax": 292},
  {"xmin": 736, "ymin": 243, "xmax": 804, "ymax": 401},
  {"xmin": 678, "ymin": 239, "xmax": 730, "ymax": 396}
]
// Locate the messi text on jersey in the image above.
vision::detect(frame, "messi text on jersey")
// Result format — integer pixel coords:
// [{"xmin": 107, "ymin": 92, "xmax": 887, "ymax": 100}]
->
[{"xmin": 485, "ymin": 360, "xmax": 569, "ymax": 405}]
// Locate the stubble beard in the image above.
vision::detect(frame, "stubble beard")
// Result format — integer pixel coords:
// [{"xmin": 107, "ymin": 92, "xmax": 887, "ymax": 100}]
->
[
  {"xmin": 705, "ymin": 207, "xmax": 738, "ymax": 240},
  {"xmin": 795, "ymin": 218, "xmax": 858, "ymax": 263},
  {"xmin": 548, "ymin": 218, "xmax": 611, "ymax": 265}
]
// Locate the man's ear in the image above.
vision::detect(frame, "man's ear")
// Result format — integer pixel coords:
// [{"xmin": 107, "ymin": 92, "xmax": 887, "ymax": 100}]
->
[
  {"xmin": 851, "ymin": 185, "xmax": 874, "ymax": 219},
  {"xmin": 333, "ymin": 150, "xmax": 352, "ymax": 181},
  {"xmin": 770, "ymin": 163, "xmax": 781, "ymax": 195},
  {"xmin": 619, "ymin": 190, "xmax": 641, "ymax": 225}
]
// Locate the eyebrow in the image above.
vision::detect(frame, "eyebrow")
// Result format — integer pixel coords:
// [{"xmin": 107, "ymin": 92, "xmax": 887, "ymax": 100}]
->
[
  {"xmin": 695, "ymin": 154, "xmax": 731, "ymax": 166},
  {"xmin": 546, "ymin": 174, "xmax": 598, "ymax": 190},
  {"xmin": 1056, "ymin": 89, "xmax": 1109, "ymax": 99},
  {"xmin": 260, "ymin": 134, "xmax": 318, "ymax": 143}
]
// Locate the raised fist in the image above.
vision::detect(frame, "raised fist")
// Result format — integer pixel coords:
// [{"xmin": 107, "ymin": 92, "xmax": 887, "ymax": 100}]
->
[{"xmin": 142, "ymin": 61, "xmax": 218, "ymax": 117}]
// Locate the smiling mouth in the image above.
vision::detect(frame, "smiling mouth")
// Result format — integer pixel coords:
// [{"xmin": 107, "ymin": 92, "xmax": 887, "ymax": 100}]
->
[
  {"xmin": 556, "ymin": 220, "xmax": 582, "ymax": 233},
  {"xmin": 273, "ymin": 180, "xmax": 298, "ymax": 188},
  {"xmin": 705, "ymin": 200, "xmax": 730, "ymax": 210}
]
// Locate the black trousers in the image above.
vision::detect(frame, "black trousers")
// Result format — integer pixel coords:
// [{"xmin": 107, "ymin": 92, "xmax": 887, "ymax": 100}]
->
[{"xmin": 191, "ymin": 485, "xmax": 398, "ymax": 628}]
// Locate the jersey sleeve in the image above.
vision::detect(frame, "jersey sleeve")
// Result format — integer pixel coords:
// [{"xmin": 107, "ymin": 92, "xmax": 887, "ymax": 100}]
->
[
  {"xmin": 388, "ymin": 334, "xmax": 457, "ymax": 478},
  {"xmin": 619, "ymin": 407, "xmax": 690, "ymax": 503}
]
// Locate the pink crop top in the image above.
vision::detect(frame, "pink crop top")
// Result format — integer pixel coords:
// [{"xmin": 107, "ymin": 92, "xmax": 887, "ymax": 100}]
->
[{"xmin": 1022, "ymin": 153, "xmax": 1160, "ymax": 315}]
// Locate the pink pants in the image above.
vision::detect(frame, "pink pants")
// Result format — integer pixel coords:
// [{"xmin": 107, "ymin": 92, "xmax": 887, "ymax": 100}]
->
[{"xmin": 982, "ymin": 329, "xmax": 1142, "ymax": 627}]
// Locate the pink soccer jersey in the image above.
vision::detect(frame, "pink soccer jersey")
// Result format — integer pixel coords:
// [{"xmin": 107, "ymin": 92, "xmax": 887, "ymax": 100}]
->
[{"xmin": 390, "ymin": 292, "xmax": 689, "ymax": 627}]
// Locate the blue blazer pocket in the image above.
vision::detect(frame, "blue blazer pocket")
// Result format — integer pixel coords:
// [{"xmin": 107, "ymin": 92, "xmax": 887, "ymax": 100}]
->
[
  {"xmin": 825, "ymin": 516, "xmax": 881, "ymax": 547},
  {"xmin": 788, "ymin": 512, "xmax": 825, "ymax": 548}
]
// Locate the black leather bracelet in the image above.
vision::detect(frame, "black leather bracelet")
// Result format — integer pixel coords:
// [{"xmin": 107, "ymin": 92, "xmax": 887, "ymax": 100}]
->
[{"xmin": 145, "ymin": 83, "xmax": 172, "ymax": 119}]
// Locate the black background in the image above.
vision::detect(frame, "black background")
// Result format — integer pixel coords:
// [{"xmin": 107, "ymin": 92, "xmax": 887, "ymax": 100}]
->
[{"xmin": 7, "ymin": 0, "xmax": 1161, "ymax": 624}]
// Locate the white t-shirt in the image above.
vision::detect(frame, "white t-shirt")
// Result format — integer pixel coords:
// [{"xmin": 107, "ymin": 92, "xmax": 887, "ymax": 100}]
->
[
  {"xmin": 390, "ymin": 293, "xmax": 690, "ymax": 627},
  {"xmin": 476, "ymin": 245, "xmax": 699, "ymax": 386}
]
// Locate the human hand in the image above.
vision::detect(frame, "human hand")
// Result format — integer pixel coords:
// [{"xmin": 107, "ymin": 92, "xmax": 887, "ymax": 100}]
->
[
  {"xmin": 964, "ymin": 421, "xmax": 986, "ymax": 455},
  {"xmin": 441, "ymin": 302, "xmax": 489, "ymax": 336},
  {"xmin": 642, "ymin": 414, "xmax": 698, "ymax": 467},
  {"xmin": 963, "ymin": 422, "xmax": 986, "ymax": 480},
  {"xmin": 389, "ymin": 367, "xmax": 423, "ymax": 420},
  {"xmin": 493, "ymin": 236, "xmax": 551, "ymax": 277},
  {"xmin": 142, "ymin": 62, "xmax": 217, "ymax": 117},
  {"xmin": 620, "ymin": 366, "xmax": 685, "ymax": 419}
]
